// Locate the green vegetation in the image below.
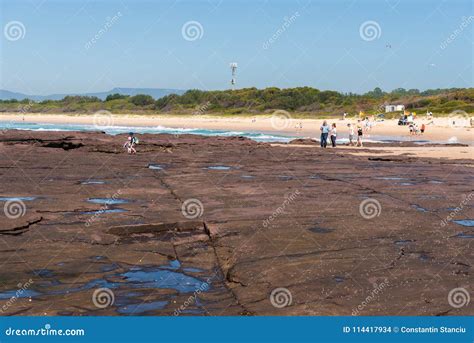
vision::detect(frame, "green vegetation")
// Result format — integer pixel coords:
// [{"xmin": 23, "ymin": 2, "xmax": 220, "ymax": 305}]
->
[
  {"xmin": 1, "ymin": 87, "xmax": 472, "ymax": 117},
  {"xmin": 105, "ymin": 93, "xmax": 129, "ymax": 101}
]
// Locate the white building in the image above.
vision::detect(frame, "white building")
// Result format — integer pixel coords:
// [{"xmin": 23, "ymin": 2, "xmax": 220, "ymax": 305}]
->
[{"xmin": 385, "ymin": 104, "xmax": 405, "ymax": 113}]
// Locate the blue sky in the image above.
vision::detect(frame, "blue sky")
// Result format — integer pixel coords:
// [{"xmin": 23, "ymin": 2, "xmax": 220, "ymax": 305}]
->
[{"xmin": 1, "ymin": 0, "xmax": 472, "ymax": 95}]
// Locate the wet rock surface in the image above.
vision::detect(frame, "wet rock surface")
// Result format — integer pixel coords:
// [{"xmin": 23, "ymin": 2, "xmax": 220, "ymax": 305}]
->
[
  {"xmin": 0, "ymin": 130, "xmax": 472, "ymax": 316},
  {"xmin": 288, "ymin": 138, "xmax": 469, "ymax": 147}
]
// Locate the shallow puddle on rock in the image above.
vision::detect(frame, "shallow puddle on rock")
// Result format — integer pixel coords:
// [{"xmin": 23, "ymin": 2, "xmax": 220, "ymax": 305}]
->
[
  {"xmin": 179, "ymin": 308, "xmax": 206, "ymax": 314},
  {"xmin": 160, "ymin": 259, "xmax": 181, "ymax": 270},
  {"xmin": 81, "ymin": 208, "xmax": 127, "ymax": 215},
  {"xmin": 92, "ymin": 256, "xmax": 106, "ymax": 261},
  {"xmin": 399, "ymin": 182, "xmax": 415, "ymax": 186},
  {"xmin": 309, "ymin": 227, "xmax": 333, "ymax": 234},
  {"xmin": 452, "ymin": 233, "xmax": 474, "ymax": 239},
  {"xmin": 0, "ymin": 289, "xmax": 40, "ymax": 299},
  {"xmin": 33, "ymin": 269, "xmax": 55, "ymax": 278},
  {"xmin": 419, "ymin": 195, "xmax": 442, "ymax": 199},
  {"xmin": 124, "ymin": 291, "xmax": 143, "ymax": 297},
  {"xmin": 453, "ymin": 220, "xmax": 474, "ymax": 227},
  {"xmin": 87, "ymin": 198, "xmax": 130, "ymax": 205},
  {"xmin": 0, "ymin": 259, "xmax": 210, "ymax": 313},
  {"xmin": 117, "ymin": 300, "xmax": 169, "ymax": 315},
  {"xmin": 419, "ymin": 254, "xmax": 430, "ymax": 262},
  {"xmin": 411, "ymin": 204, "xmax": 428, "ymax": 212},
  {"xmin": 394, "ymin": 240, "xmax": 415, "ymax": 245},
  {"xmin": 101, "ymin": 264, "xmax": 120, "ymax": 272},
  {"xmin": 121, "ymin": 268, "xmax": 206, "ymax": 293},
  {"xmin": 334, "ymin": 276, "xmax": 345, "ymax": 283},
  {"xmin": 279, "ymin": 176, "xmax": 293, "ymax": 181},
  {"xmin": 183, "ymin": 267, "xmax": 204, "ymax": 273},
  {"xmin": 376, "ymin": 177, "xmax": 407, "ymax": 181},
  {"xmin": 241, "ymin": 175, "xmax": 254, "ymax": 179},
  {"xmin": 148, "ymin": 164, "xmax": 164, "ymax": 170},
  {"xmin": 80, "ymin": 180, "xmax": 105, "ymax": 185},
  {"xmin": 205, "ymin": 165, "xmax": 232, "ymax": 170}
]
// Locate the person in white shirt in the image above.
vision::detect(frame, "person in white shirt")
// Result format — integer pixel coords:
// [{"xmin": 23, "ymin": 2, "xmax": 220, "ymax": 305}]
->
[
  {"xmin": 347, "ymin": 123, "xmax": 354, "ymax": 146},
  {"xmin": 330, "ymin": 123, "xmax": 337, "ymax": 147},
  {"xmin": 320, "ymin": 121, "xmax": 330, "ymax": 148}
]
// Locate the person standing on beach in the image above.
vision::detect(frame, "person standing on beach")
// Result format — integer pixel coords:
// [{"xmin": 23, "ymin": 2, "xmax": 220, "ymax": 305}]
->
[
  {"xmin": 320, "ymin": 121, "xmax": 330, "ymax": 148},
  {"xmin": 356, "ymin": 121, "xmax": 363, "ymax": 147},
  {"xmin": 330, "ymin": 123, "xmax": 337, "ymax": 147},
  {"xmin": 347, "ymin": 123, "xmax": 354, "ymax": 146}
]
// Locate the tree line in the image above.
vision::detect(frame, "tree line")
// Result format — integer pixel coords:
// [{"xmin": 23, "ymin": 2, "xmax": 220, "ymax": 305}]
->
[{"xmin": 1, "ymin": 87, "xmax": 472, "ymax": 115}]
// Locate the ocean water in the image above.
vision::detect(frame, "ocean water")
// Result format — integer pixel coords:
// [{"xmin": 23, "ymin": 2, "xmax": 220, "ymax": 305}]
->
[
  {"xmin": 0, "ymin": 121, "xmax": 464, "ymax": 144},
  {"xmin": 0, "ymin": 121, "xmax": 294, "ymax": 143}
]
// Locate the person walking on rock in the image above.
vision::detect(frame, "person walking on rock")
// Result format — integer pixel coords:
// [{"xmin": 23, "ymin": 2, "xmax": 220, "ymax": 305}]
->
[{"xmin": 124, "ymin": 132, "xmax": 138, "ymax": 154}]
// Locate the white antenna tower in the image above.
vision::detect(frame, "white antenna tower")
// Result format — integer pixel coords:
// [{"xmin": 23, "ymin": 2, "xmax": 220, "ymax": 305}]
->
[{"xmin": 230, "ymin": 62, "xmax": 238, "ymax": 90}]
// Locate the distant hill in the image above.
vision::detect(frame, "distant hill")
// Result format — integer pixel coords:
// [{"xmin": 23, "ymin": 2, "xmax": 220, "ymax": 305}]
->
[{"xmin": 0, "ymin": 88, "xmax": 186, "ymax": 101}]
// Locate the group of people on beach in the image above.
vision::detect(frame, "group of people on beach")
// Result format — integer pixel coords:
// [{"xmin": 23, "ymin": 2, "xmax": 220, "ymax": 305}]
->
[
  {"xmin": 122, "ymin": 111, "xmax": 437, "ymax": 154},
  {"xmin": 401, "ymin": 112, "xmax": 427, "ymax": 135},
  {"xmin": 409, "ymin": 122, "xmax": 426, "ymax": 135},
  {"xmin": 320, "ymin": 120, "xmax": 364, "ymax": 148}
]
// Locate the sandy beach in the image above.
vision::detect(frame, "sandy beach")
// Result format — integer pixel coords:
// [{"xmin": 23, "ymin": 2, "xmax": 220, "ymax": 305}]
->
[
  {"xmin": 275, "ymin": 143, "xmax": 474, "ymax": 161},
  {"xmin": 1, "ymin": 113, "xmax": 473, "ymax": 146}
]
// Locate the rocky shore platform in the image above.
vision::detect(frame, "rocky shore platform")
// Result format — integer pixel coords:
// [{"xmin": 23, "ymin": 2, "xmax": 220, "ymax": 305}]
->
[{"xmin": 0, "ymin": 130, "xmax": 472, "ymax": 316}]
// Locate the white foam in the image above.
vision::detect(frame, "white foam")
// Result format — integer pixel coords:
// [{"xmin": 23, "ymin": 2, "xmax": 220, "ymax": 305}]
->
[{"xmin": 448, "ymin": 136, "xmax": 458, "ymax": 143}]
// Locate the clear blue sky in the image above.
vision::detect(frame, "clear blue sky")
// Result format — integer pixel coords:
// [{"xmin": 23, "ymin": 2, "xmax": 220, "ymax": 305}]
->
[{"xmin": 1, "ymin": 0, "xmax": 472, "ymax": 95}]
